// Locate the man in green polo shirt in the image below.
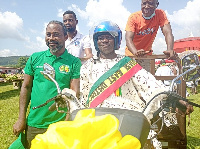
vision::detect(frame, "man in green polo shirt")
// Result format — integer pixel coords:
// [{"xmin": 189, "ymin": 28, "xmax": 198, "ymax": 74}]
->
[{"xmin": 12, "ymin": 20, "xmax": 81, "ymax": 148}]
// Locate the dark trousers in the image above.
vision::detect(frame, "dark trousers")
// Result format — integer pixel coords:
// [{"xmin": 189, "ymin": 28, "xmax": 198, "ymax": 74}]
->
[{"xmin": 25, "ymin": 125, "xmax": 47, "ymax": 149}]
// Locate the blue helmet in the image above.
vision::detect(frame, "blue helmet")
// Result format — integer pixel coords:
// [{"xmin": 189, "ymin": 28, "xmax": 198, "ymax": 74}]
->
[{"xmin": 93, "ymin": 21, "xmax": 122, "ymax": 52}]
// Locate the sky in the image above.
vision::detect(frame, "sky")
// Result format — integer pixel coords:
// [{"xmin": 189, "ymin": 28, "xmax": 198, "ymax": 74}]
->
[{"xmin": 0, "ymin": 0, "xmax": 200, "ymax": 57}]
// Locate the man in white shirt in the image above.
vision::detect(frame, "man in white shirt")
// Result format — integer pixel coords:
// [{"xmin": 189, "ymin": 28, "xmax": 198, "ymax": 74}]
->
[
  {"xmin": 63, "ymin": 10, "xmax": 93, "ymax": 60},
  {"xmin": 155, "ymin": 59, "xmax": 174, "ymax": 86}
]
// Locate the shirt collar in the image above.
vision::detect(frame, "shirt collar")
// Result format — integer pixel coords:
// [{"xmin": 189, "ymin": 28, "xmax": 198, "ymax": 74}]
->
[
  {"xmin": 73, "ymin": 31, "xmax": 81, "ymax": 40},
  {"xmin": 59, "ymin": 49, "xmax": 69, "ymax": 60},
  {"xmin": 46, "ymin": 49, "xmax": 54, "ymax": 57},
  {"xmin": 46, "ymin": 48, "xmax": 69, "ymax": 60}
]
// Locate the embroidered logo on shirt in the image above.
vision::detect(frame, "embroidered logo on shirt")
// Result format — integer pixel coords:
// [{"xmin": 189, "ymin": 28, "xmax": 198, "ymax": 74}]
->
[
  {"xmin": 74, "ymin": 41, "xmax": 80, "ymax": 46},
  {"xmin": 59, "ymin": 65, "xmax": 70, "ymax": 74}
]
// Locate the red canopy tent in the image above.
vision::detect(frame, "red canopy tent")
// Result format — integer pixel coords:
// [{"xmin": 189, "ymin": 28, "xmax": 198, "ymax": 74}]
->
[{"xmin": 173, "ymin": 37, "xmax": 200, "ymax": 53}]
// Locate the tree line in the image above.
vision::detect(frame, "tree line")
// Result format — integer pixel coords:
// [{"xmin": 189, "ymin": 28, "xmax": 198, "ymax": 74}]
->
[{"xmin": 0, "ymin": 56, "xmax": 29, "ymax": 68}]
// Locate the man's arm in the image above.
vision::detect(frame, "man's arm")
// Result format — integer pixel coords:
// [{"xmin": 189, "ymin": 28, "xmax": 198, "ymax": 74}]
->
[
  {"xmin": 161, "ymin": 23, "xmax": 177, "ymax": 60},
  {"xmin": 125, "ymin": 31, "xmax": 146, "ymax": 56},
  {"xmin": 84, "ymin": 48, "xmax": 93, "ymax": 59},
  {"xmin": 70, "ymin": 78, "xmax": 80, "ymax": 98},
  {"xmin": 13, "ymin": 74, "xmax": 33, "ymax": 136},
  {"xmin": 82, "ymin": 35, "xmax": 93, "ymax": 60}
]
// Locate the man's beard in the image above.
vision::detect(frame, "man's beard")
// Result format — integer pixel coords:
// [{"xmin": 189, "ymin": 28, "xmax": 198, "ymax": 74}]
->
[
  {"xmin": 48, "ymin": 44, "xmax": 63, "ymax": 53},
  {"xmin": 46, "ymin": 40, "xmax": 64, "ymax": 53},
  {"xmin": 66, "ymin": 27, "xmax": 76, "ymax": 33}
]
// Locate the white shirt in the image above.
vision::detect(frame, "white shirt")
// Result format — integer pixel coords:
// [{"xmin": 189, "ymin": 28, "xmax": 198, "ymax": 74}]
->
[
  {"xmin": 65, "ymin": 31, "xmax": 91, "ymax": 58},
  {"xmin": 155, "ymin": 65, "xmax": 174, "ymax": 86}
]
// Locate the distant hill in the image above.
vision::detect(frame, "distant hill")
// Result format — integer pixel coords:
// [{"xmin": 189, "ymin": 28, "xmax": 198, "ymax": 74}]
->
[{"xmin": 0, "ymin": 56, "xmax": 29, "ymax": 66}]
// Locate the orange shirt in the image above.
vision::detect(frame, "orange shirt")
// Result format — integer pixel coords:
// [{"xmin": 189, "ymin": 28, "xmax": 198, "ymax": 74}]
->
[{"xmin": 125, "ymin": 9, "xmax": 169, "ymax": 56}]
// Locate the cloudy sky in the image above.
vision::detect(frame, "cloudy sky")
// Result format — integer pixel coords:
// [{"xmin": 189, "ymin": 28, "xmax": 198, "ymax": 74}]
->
[{"xmin": 0, "ymin": 0, "xmax": 200, "ymax": 57}]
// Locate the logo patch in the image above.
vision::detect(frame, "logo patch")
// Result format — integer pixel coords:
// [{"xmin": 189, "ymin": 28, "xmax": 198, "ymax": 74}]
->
[
  {"xmin": 74, "ymin": 41, "xmax": 80, "ymax": 46},
  {"xmin": 59, "ymin": 65, "xmax": 70, "ymax": 74},
  {"xmin": 136, "ymin": 26, "xmax": 156, "ymax": 36}
]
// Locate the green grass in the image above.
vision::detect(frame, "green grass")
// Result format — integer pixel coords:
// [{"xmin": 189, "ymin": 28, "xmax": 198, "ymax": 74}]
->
[
  {"xmin": 0, "ymin": 82, "xmax": 20, "ymax": 149},
  {"xmin": 186, "ymin": 87, "xmax": 200, "ymax": 149},
  {"xmin": 0, "ymin": 83, "xmax": 200, "ymax": 149}
]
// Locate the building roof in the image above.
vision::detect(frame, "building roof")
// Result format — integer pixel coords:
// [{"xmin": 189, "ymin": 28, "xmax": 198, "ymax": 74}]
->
[
  {"xmin": 174, "ymin": 37, "xmax": 200, "ymax": 53},
  {"xmin": 174, "ymin": 37, "xmax": 200, "ymax": 42}
]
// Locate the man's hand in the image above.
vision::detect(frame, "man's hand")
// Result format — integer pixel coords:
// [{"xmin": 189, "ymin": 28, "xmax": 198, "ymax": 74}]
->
[
  {"xmin": 134, "ymin": 49, "xmax": 146, "ymax": 57},
  {"xmin": 163, "ymin": 50, "xmax": 178, "ymax": 60},
  {"xmin": 185, "ymin": 104, "xmax": 194, "ymax": 115},
  {"xmin": 13, "ymin": 119, "xmax": 26, "ymax": 137},
  {"xmin": 61, "ymin": 88, "xmax": 77, "ymax": 100},
  {"xmin": 177, "ymin": 100, "xmax": 194, "ymax": 115},
  {"xmin": 181, "ymin": 101, "xmax": 194, "ymax": 115},
  {"xmin": 134, "ymin": 49, "xmax": 153, "ymax": 57}
]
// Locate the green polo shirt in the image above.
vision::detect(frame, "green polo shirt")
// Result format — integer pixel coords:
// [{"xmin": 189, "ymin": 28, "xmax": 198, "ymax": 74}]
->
[{"xmin": 24, "ymin": 49, "xmax": 81, "ymax": 128}]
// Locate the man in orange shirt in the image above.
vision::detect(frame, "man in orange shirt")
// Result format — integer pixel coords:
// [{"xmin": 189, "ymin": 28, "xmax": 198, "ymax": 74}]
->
[{"xmin": 125, "ymin": 0, "xmax": 176, "ymax": 60}]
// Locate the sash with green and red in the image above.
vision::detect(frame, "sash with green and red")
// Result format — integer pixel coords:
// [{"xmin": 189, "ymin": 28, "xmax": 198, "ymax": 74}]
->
[{"xmin": 86, "ymin": 56, "xmax": 142, "ymax": 108}]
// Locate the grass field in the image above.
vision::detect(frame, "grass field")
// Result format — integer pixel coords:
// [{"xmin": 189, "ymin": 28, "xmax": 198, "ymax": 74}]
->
[
  {"xmin": 186, "ymin": 88, "xmax": 200, "ymax": 149},
  {"xmin": 0, "ymin": 82, "xmax": 20, "ymax": 149},
  {"xmin": 0, "ymin": 82, "xmax": 200, "ymax": 149}
]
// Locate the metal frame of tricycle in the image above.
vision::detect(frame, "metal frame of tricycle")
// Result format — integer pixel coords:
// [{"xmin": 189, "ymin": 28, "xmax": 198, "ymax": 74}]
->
[{"xmin": 132, "ymin": 54, "xmax": 187, "ymax": 149}]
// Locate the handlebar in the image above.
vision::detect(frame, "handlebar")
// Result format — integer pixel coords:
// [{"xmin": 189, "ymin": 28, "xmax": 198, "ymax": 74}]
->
[
  {"xmin": 32, "ymin": 94, "xmax": 63, "ymax": 110},
  {"xmin": 143, "ymin": 91, "xmax": 200, "ymax": 120}
]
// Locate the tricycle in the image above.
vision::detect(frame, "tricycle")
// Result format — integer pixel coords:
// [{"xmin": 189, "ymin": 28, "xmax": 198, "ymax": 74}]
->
[{"xmin": 32, "ymin": 53, "xmax": 200, "ymax": 148}]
